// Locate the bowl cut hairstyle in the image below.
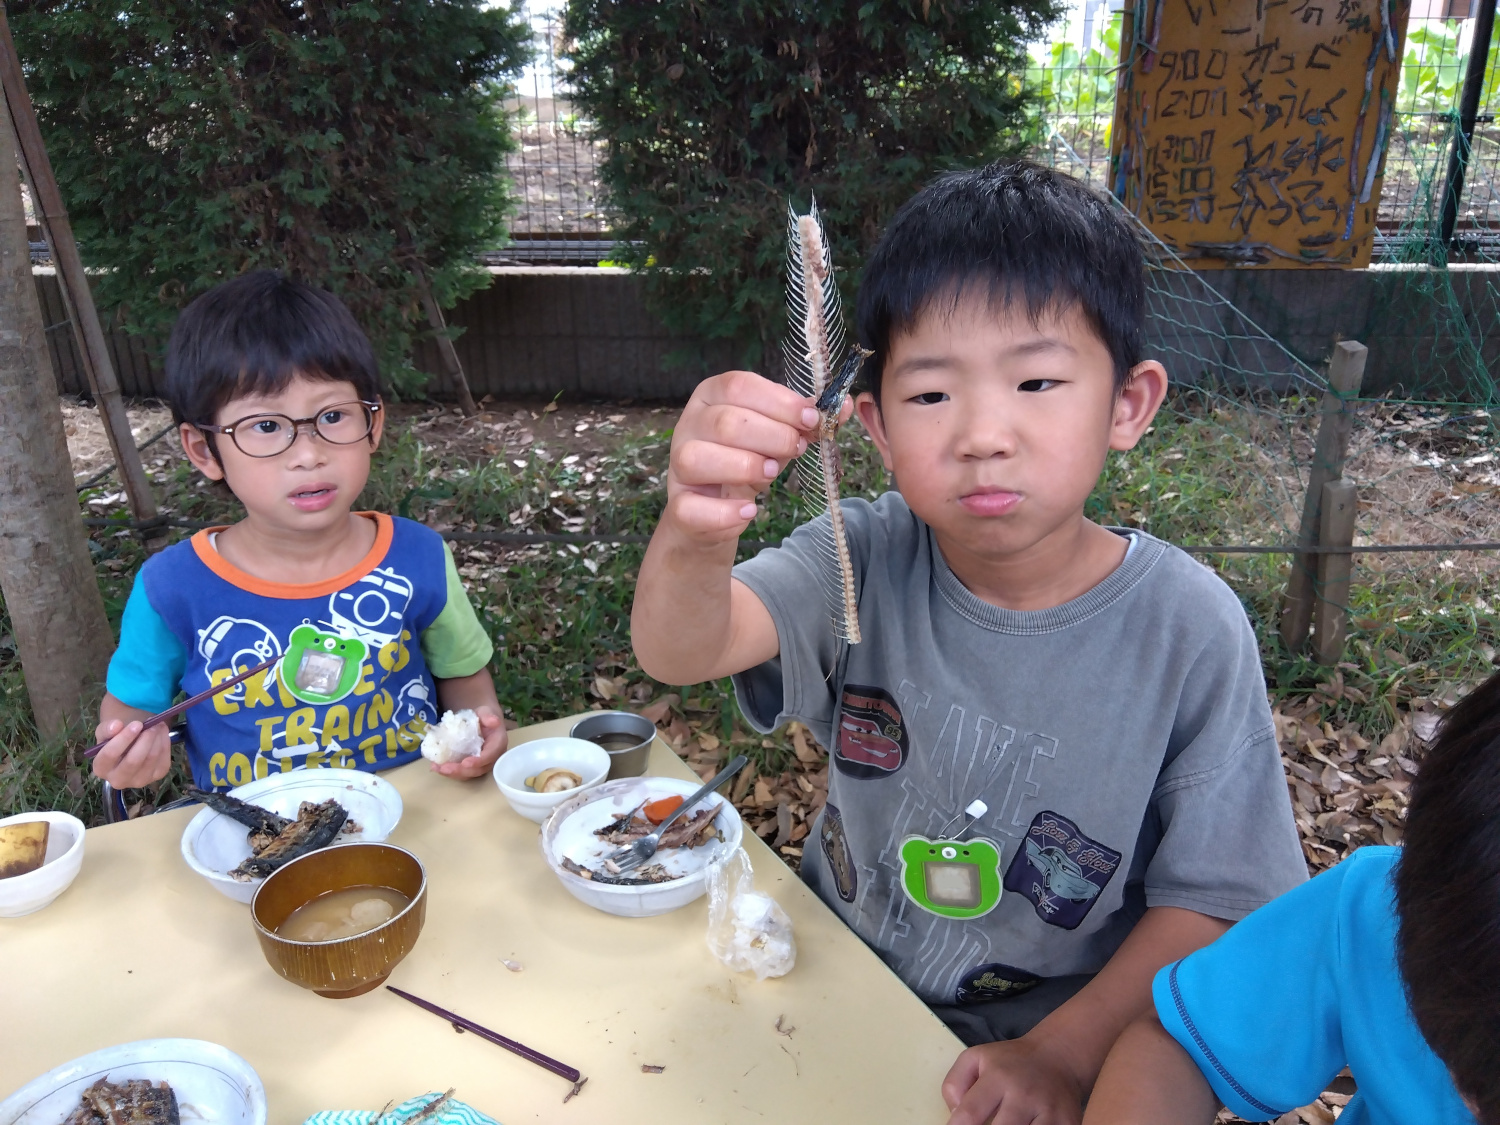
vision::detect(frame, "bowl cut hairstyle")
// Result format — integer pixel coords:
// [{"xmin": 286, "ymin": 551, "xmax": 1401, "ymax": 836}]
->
[
  {"xmin": 165, "ymin": 270, "xmax": 382, "ymax": 429},
  {"xmin": 1395, "ymin": 668, "xmax": 1500, "ymax": 1124},
  {"xmin": 854, "ymin": 159, "xmax": 1146, "ymax": 400}
]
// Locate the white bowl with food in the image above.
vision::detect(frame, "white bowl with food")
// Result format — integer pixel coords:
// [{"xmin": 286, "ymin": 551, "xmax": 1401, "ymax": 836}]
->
[
  {"xmin": 492, "ymin": 737, "xmax": 611, "ymax": 823},
  {"xmin": 0, "ymin": 1037, "xmax": 266, "ymax": 1125},
  {"xmin": 0, "ymin": 811, "xmax": 86, "ymax": 919},
  {"xmin": 541, "ymin": 776, "xmax": 743, "ymax": 918},
  {"xmin": 180, "ymin": 769, "xmax": 403, "ymax": 904}
]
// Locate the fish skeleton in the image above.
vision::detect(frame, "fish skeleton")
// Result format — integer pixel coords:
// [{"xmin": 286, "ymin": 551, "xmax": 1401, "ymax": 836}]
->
[
  {"xmin": 784, "ymin": 200, "xmax": 865, "ymax": 645},
  {"xmin": 232, "ymin": 798, "xmax": 349, "ymax": 880},
  {"xmin": 64, "ymin": 1078, "xmax": 179, "ymax": 1125}
]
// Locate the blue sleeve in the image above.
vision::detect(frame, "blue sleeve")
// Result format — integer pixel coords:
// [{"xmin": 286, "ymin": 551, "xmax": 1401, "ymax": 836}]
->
[
  {"xmin": 1152, "ymin": 861, "xmax": 1353, "ymax": 1121},
  {"xmin": 106, "ymin": 573, "xmax": 187, "ymax": 714}
]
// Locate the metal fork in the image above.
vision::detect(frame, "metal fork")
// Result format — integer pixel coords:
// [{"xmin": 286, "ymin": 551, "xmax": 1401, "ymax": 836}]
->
[{"xmin": 605, "ymin": 755, "xmax": 749, "ymax": 872}]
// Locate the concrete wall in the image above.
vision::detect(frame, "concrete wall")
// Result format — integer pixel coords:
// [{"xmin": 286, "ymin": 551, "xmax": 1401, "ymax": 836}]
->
[{"xmin": 37, "ymin": 264, "xmax": 1500, "ymax": 402}]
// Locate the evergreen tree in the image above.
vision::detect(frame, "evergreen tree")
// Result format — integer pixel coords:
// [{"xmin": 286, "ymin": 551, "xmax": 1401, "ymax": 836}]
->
[
  {"xmin": 13, "ymin": 0, "xmax": 531, "ymax": 390},
  {"xmin": 563, "ymin": 0, "xmax": 1061, "ymax": 369}
]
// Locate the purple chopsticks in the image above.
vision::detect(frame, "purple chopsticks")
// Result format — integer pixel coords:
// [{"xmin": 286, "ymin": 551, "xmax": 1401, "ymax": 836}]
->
[
  {"xmin": 386, "ymin": 985, "xmax": 583, "ymax": 1086},
  {"xmin": 83, "ymin": 655, "xmax": 280, "ymax": 759}
]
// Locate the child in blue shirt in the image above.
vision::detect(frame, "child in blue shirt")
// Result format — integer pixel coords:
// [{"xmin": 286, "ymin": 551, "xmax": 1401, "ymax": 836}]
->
[
  {"xmin": 1085, "ymin": 671, "xmax": 1500, "ymax": 1124},
  {"xmin": 92, "ymin": 271, "xmax": 508, "ymax": 792}
]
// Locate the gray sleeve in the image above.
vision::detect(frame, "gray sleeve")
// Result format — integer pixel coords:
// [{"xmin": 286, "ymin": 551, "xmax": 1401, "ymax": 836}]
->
[
  {"xmin": 729, "ymin": 512, "xmax": 854, "ymax": 739},
  {"xmin": 1143, "ymin": 604, "xmax": 1307, "ymax": 919}
]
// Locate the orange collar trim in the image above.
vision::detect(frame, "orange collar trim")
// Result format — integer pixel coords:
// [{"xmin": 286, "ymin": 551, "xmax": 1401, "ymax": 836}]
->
[{"xmin": 190, "ymin": 512, "xmax": 394, "ymax": 599}]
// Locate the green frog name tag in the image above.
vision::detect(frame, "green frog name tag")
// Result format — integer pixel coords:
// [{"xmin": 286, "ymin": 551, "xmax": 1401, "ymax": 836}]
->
[
  {"xmin": 898, "ymin": 835, "xmax": 1004, "ymax": 920},
  {"xmin": 280, "ymin": 624, "xmax": 367, "ymax": 705}
]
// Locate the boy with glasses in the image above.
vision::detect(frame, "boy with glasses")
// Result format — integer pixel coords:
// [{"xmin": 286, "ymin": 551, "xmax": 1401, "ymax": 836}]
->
[{"xmin": 93, "ymin": 271, "xmax": 507, "ymax": 792}]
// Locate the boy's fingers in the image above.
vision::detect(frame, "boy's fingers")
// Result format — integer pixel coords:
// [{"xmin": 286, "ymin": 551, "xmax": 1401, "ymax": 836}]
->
[
  {"xmin": 698, "ymin": 370, "xmax": 818, "ymax": 430},
  {"xmin": 690, "ymin": 402, "xmax": 810, "ymax": 461},
  {"xmin": 673, "ymin": 439, "xmax": 782, "ymax": 490},
  {"xmin": 667, "ymin": 491, "xmax": 758, "ymax": 538}
]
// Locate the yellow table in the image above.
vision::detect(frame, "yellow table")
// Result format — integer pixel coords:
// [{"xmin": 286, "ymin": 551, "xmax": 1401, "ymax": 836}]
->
[{"xmin": 1, "ymin": 717, "xmax": 960, "ymax": 1123}]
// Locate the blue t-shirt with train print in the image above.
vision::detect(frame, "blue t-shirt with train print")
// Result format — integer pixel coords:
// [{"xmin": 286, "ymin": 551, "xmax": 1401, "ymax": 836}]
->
[{"xmin": 107, "ymin": 513, "xmax": 493, "ymax": 790}]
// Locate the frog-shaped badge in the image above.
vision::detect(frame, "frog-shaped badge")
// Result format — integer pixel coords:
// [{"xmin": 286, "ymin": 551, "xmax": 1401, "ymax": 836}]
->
[
  {"xmin": 898, "ymin": 836, "xmax": 1004, "ymax": 920},
  {"xmin": 280, "ymin": 624, "xmax": 367, "ymax": 705}
]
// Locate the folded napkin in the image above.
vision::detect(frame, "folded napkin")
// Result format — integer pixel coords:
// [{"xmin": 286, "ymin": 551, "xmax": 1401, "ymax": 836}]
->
[{"xmin": 302, "ymin": 1091, "xmax": 499, "ymax": 1125}]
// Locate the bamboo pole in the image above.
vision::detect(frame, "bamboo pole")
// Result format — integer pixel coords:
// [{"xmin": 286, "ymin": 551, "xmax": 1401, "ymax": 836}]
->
[
  {"xmin": 1279, "ymin": 340, "xmax": 1367, "ymax": 653},
  {"xmin": 0, "ymin": 8, "xmax": 160, "ymax": 533}
]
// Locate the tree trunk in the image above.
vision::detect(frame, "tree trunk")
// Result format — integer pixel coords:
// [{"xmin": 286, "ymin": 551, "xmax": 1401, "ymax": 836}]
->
[{"xmin": 0, "ymin": 107, "xmax": 113, "ymax": 737}]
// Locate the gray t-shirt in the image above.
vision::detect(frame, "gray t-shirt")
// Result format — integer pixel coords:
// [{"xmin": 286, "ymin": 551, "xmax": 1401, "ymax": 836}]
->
[{"xmin": 731, "ymin": 493, "xmax": 1306, "ymax": 1006}]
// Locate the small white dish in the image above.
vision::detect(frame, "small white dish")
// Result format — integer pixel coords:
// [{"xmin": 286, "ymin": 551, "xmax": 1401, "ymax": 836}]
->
[
  {"xmin": 0, "ymin": 811, "xmax": 85, "ymax": 919},
  {"xmin": 541, "ymin": 776, "xmax": 743, "ymax": 918},
  {"xmin": 181, "ymin": 769, "xmax": 403, "ymax": 904},
  {"xmin": 492, "ymin": 737, "xmax": 611, "ymax": 823},
  {"xmin": 0, "ymin": 1037, "xmax": 266, "ymax": 1125}
]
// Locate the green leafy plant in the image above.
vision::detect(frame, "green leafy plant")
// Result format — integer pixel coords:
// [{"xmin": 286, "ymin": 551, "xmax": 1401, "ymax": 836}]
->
[
  {"xmin": 12, "ymin": 0, "xmax": 531, "ymax": 391},
  {"xmin": 561, "ymin": 0, "xmax": 1062, "ymax": 371}
]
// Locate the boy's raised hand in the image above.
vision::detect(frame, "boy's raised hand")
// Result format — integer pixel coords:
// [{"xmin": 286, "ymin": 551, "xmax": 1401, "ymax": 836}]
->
[
  {"xmin": 90, "ymin": 717, "xmax": 174, "ymax": 791},
  {"xmin": 665, "ymin": 371, "xmax": 825, "ymax": 543}
]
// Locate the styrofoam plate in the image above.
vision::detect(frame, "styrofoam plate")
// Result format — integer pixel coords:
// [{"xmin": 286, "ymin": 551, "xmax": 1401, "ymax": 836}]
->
[
  {"xmin": 541, "ymin": 776, "xmax": 743, "ymax": 917},
  {"xmin": 0, "ymin": 1038, "xmax": 266, "ymax": 1125},
  {"xmin": 181, "ymin": 769, "xmax": 402, "ymax": 903}
]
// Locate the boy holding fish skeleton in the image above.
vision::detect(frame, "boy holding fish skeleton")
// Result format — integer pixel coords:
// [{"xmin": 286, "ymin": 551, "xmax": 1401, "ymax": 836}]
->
[
  {"xmin": 631, "ymin": 161, "xmax": 1305, "ymax": 1125},
  {"xmin": 92, "ymin": 271, "xmax": 507, "ymax": 793}
]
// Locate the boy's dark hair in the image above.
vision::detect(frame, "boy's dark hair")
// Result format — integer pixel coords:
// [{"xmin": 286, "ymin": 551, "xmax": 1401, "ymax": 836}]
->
[
  {"xmin": 1396, "ymin": 670, "xmax": 1500, "ymax": 1123},
  {"xmin": 165, "ymin": 270, "xmax": 381, "ymax": 427},
  {"xmin": 854, "ymin": 159, "xmax": 1144, "ymax": 398}
]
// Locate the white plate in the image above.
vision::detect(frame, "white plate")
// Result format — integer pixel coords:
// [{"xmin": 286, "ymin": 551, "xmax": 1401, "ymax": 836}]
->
[
  {"xmin": 0, "ymin": 812, "xmax": 85, "ymax": 919},
  {"xmin": 0, "ymin": 1038, "xmax": 266, "ymax": 1125},
  {"xmin": 181, "ymin": 769, "xmax": 403, "ymax": 903},
  {"xmin": 541, "ymin": 776, "xmax": 743, "ymax": 918}
]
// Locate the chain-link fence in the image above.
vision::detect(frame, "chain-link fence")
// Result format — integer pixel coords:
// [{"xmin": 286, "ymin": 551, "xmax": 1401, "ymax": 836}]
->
[{"xmin": 492, "ymin": 1, "xmax": 614, "ymax": 264}]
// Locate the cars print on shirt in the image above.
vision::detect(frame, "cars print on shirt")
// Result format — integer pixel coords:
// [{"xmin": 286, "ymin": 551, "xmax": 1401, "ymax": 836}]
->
[
  {"xmin": 1003, "ymin": 810, "xmax": 1122, "ymax": 930},
  {"xmin": 834, "ymin": 685, "xmax": 909, "ymax": 780}
]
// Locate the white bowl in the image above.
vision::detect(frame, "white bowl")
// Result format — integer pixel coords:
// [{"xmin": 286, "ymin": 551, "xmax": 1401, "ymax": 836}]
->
[
  {"xmin": 0, "ymin": 811, "xmax": 85, "ymax": 919},
  {"xmin": 541, "ymin": 776, "xmax": 743, "ymax": 917},
  {"xmin": 492, "ymin": 737, "xmax": 611, "ymax": 823},
  {"xmin": 181, "ymin": 769, "xmax": 403, "ymax": 904},
  {"xmin": 0, "ymin": 1038, "xmax": 265, "ymax": 1125}
]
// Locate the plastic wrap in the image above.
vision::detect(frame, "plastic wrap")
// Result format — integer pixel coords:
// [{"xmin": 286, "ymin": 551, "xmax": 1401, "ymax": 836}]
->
[{"xmin": 705, "ymin": 847, "xmax": 796, "ymax": 980}]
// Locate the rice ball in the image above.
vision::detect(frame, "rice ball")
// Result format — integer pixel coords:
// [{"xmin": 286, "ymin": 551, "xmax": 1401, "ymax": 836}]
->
[{"xmin": 420, "ymin": 709, "xmax": 484, "ymax": 765}]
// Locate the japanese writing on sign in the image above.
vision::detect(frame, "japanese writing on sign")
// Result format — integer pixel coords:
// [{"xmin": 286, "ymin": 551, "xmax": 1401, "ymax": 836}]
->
[{"xmin": 1109, "ymin": 0, "xmax": 1411, "ymax": 268}]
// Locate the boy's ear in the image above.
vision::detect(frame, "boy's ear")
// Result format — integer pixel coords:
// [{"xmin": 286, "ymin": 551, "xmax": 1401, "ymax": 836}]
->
[
  {"xmin": 179, "ymin": 422, "xmax": 226, "ymax": 481},
  {"xmin": 1109, "ymin": 361, "xmax": 1168, "ymax": 452},
  {"xmin": 854, "ymin": 392, "xmax": 895, "ymax": 472}
]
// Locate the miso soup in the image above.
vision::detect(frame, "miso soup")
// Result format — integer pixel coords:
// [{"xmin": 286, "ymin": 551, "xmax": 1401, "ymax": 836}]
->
[
  {"xmin": 277, "ymin": 885, "xmax": 410, "ymax": 942},
  {"xmin": 589, "ymin": 733, "xmax": 645, "ymax": 752}
]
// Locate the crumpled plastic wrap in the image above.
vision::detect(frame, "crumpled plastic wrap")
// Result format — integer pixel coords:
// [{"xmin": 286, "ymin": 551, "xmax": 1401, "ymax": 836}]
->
[{"xmin": 705, "ymin": 847, "xmax": 796, "ymax": 980}]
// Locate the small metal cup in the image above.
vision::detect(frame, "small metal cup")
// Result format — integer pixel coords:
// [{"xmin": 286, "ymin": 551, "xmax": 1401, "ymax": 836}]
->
[{"xmin": 570, "ymin": 710, "xmax": 657, "ymax": 779}]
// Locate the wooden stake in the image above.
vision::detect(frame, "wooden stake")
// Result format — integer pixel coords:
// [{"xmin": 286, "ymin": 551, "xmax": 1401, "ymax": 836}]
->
[
  {"xmin": 0, "ymin": 9, "xmax": 160, "ymax": 534},
  {"xmin": 1279, "ymin": 340, "xmax": 1367, "ymax": 653},
  {"xmin": 413, "ymin": 263, "xmax": 478, "ymax": 417},
  {"xmin": 1313, "ymin": 479, "xmax": 1359, "ymax": 667}
]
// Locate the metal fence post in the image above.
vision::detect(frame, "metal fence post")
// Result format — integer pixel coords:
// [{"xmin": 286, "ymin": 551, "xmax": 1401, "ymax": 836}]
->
[{"xmin": 1439, "ymin": 0, "xmax": 1499, "ymax": 249}]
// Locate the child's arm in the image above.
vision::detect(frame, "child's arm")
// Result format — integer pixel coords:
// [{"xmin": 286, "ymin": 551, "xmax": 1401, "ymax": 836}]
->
[
  {"xmin": 1081, "ymin": 1013, "xmax": 1220, "ymax": 1125},
  {"xmin": 632, "ymin": 371, "xmax": 822, "ymax": 684},
  {"xmin": 432, "ymin": 669, "xmax": 507, "ymax": 780},
  {"xmin": 941, "ymin": 906, "xmax": 1230, "ymax": 1125},
  {"xmin": 92, "ymin": 692, "xmax": 174, "ymax": 789}
]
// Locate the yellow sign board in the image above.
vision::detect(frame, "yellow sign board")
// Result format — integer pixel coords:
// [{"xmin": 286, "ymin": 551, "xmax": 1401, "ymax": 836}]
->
[{"xmin": 1109, "ymin": 0, "xmax": 1412, "ymax": 268}]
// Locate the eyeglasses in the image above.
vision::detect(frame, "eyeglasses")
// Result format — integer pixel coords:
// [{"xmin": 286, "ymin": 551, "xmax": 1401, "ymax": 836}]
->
[{"xmin": 197, "ymin": 401, "xmax": 381, "ymax": 458}]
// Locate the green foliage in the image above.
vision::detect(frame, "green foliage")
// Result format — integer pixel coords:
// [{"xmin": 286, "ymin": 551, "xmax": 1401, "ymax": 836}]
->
[
  {"xmin": 1024, "ymin": 17, "xmax": 1120, "ymax": 125},
  {"xmin": 561, "ymin": 0, "xmax": 1063, "ymax": 369},
  {"xmin": 12, "ymin": 0, "xmax": 531, "ymax": 391}
]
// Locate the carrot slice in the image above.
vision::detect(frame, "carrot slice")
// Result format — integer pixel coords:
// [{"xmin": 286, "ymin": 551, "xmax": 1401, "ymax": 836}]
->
[{"xmin": 643, "ymin": 795, "xmax": 684, "ymax": 825}]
